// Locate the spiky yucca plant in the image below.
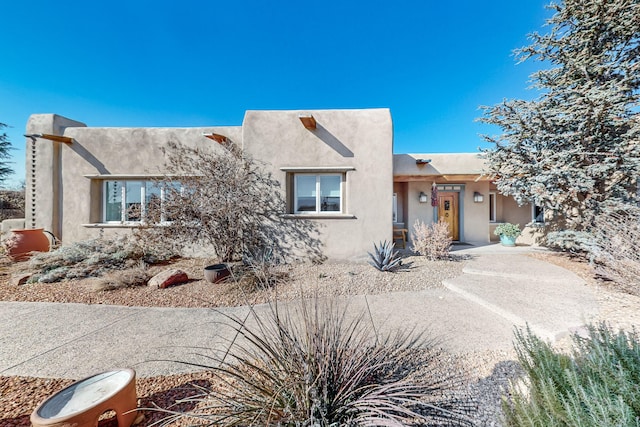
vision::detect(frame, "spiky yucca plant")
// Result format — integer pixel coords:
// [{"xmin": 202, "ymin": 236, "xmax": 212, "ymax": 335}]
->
[
  {"xmin": 154, "ymin": 297, "xmax": 476, "ymax": 426},
  {"xmin": 368, "ymin": 240, "xmax": 402, "ymax": 272}
]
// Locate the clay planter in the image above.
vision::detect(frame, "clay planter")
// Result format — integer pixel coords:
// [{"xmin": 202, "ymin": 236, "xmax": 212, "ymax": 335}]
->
[
  {"xmin": 204, "ymin": 263, "xmax": 231, "ymax": 283},
  {"xmin": 31, "ymin": 368, "xmax": 138, "ymax": 427},
  {"xmin": 4, "ymin": 228, "xmax": 50, "ymax": 261}
]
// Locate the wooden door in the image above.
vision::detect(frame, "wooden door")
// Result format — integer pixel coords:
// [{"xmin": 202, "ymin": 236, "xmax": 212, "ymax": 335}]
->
[{"xmin": 438, "ymin": 192, "xmax": 459, "ymax": 240}]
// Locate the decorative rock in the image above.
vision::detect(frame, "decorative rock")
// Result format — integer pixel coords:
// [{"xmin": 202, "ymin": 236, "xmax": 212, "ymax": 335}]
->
[
  {"xmin": 148, "ymin": 269, "xmax": 188, "ymax": 289},
  {"xmin": 10, "ymin": 273, "xmax": 32, "ymax": 286}
]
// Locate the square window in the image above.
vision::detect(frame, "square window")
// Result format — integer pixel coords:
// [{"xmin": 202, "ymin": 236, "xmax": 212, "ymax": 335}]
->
[{"xmin": 294, "ymin": 174, "xmax": 343, "ymax": 214}]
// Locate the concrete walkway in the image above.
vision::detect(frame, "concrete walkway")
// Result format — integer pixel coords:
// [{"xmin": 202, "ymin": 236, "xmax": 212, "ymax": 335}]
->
[{"xmin": 0, "ymin": 245, "xmax": 599, "ymax": 379}]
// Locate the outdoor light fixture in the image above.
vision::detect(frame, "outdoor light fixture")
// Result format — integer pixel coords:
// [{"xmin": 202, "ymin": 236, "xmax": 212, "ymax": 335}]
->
[
  {"xmin": 298, "ymin": 114, "xmax": 317, "ymax": 129},
  {"xmin": 415, "ymin": 158, "xmax": 431, "ymax": 165},
  {"xmin": 419, "ymin": 191, "xmax": 428, "ymax": 203},
  {"xmin": 473, "ymin": 191, "xmax": 484, "ymax": 203}
]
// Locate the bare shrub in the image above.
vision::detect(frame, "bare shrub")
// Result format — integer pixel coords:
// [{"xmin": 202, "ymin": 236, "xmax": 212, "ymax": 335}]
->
[
  {"xmin": 590, "ymin": 207, "xmax": 640, "ymax": 295},
  {"xmin": 136, "ymin": 139, "xmax": 323, "ymax": 264},
  {"xmin": 156, "ymin": 297, "xmax": 475, "ymax": 426},
  {"xmin": 0, "ymin": 189, "xmax": 24, "ymax": 221},
  {"xmin": 411, "ymin": 219, "xmax": 452, "ymax": 260}
]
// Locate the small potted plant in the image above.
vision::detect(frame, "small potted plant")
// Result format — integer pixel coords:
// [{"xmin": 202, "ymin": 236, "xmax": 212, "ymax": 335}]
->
[{"xmin": 494, "ymin": 222, "xmax": 521, "ymax": 247}]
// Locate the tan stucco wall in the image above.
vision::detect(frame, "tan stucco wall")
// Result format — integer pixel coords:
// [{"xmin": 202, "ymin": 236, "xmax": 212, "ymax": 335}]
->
[
  {"xmin": 27, "ymin": 110, "xmax": 392, "ymax": 261},
  {"xmin": 393, "ymin": 153, "xmax": 486, "ymax": 177},
  {"xmin": 26, "ymin": 114, "xmax": 242, "ymax": 244},
  {"xmin": 394, "ymin": 153, "xmax": 494, "ymax": 244},
  {"xmin": 462, "ymin": 181, "xmax": 491, "ymax": 244},
  {"xmin": 242, "ymin": 109, "xmax": 393, "ymax": 260},
  {"xmin": 26, "ymin": 115, "xmax": 87, "ymax": 237},
  {"xmin": 489, "ymin": 194, "xmax": 544, "ymax": 245}
]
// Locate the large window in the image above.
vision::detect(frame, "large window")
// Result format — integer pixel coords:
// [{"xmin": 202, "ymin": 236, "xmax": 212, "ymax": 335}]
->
[
  {"xmin": 294, "ymin": 174, "xmax": 342, "ymax": 214},
  {"xmin": 104, "ymin": 180, "xmax": 178, "ymax": 224}
]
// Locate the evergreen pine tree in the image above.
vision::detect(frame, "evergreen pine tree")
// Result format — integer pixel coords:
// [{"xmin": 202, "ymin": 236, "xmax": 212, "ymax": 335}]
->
[
  {"xmin": 0, "ymin": 123, "xmax": 14, "ymax": 186},
  {"xmin": 479, "ymin": 0, "xmax": 640, "ymax": 245}
]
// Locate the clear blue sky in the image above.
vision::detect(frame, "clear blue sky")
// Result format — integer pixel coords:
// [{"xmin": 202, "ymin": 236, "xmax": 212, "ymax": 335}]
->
[{"xmin": 0, "ymin": 0, "xmax": 551, "ymax": 187}]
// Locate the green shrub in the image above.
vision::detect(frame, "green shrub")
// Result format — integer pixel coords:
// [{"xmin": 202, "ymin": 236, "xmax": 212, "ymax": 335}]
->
[
  {"xmin": 493, "ymin": 223, "xmax": 521, "ymax": 239},
  {"xmin": 504, "ymin": 323, "xmax": 640, "ymax": 427},
  {"xmin": 157, "ymin": 297, "xmax": 475, "ymax": 426},
  {"xmin": 27, "ymin": 235, "xmax": 176, "ymax": 283}
]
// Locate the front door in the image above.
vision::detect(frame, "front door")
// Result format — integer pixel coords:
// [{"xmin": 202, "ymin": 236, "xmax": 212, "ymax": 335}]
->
[{"xmin": 438, "ymin": 192, "xmax": 459, "ymax": 240}]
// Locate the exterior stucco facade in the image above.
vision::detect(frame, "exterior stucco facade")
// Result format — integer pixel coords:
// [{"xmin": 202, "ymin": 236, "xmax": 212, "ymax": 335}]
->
[
  {"xmin": 24, "ymin": 109, "xmax": 393, "ymax": 260},
  {"xmin": 393, "ymin": 153, "xmax": 537, "ymax": 245},
  {"xmin": 21, "ymin": 108, "xmax": 538, "ymax": 261}
]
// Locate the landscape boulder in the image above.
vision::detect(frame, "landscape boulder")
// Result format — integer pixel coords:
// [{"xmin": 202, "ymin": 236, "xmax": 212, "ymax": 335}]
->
[
  {"xmin": 10, "ymin": 273, "xmax": 32, "ymax": 286},
  {"xmin": 148, "ymin": 269, "xmax": 189, "ymax": 289}
]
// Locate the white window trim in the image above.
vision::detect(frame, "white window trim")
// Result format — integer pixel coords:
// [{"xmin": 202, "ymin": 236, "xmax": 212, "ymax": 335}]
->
[
  {"xmin": 102, "ymin": 180, "xmax": 179, "ymax": 225},
  {"xmin": 393, "ymin": 192, "xmax": 398, "ymax": 223},
  {"xmin": 489, "ymin": 192, "xmax": 497, "ymax": 223},
  {"xmin": 531, "ymin": 204, "xmax": 545, "ymax": 224},
  {"xmin": 294, "ymin": 173, "xmax": 344, "ymax": 215}
]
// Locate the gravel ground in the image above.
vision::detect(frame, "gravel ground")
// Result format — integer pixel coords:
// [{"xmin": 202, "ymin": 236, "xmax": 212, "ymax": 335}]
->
[
  {"xmin": 0, "ymin": 255, "xmax": 464, "ymax": 308},
  {"xmin": 2, "ymin": 252, "xmax": 639, "ymax": 426}
]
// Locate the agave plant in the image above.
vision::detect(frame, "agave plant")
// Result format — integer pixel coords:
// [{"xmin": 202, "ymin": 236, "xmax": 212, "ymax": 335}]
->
[{"xmin": 368, "ymin": 240, "xmax": 402, "ymax": 272}]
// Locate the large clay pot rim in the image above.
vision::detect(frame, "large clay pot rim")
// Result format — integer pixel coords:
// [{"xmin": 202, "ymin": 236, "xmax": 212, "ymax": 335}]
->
[
  {"xmin": 205, "ymin": 263, "xmax": 228, "ymax": 270},
  {"xmin": 11, "ymin": 228, "xmax": 45, "ymax": 232}
]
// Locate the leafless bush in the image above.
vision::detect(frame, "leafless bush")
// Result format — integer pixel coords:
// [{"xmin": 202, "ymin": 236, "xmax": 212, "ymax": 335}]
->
[
  {"xmin": 137, "ymin": 139, "xmax": 323, "ymax": 264},
  {"xmin": 590, "ymin": 207, "xmax": 640, "ymax": 295},
  {"xmin": 411, "ymin": 219, "xmax": 452, "ymax": 260},
  {"xmin": 0, "ymin": 189, "xmax": 24, "ymax": 221},
  {"xmin": 156, "ymin": 297, "xmax": 475, "ymax": 426}
]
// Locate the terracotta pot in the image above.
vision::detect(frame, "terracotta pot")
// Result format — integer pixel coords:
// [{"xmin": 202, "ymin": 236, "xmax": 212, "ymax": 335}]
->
[
  {"xmin": 4, "ymin": 228, "xmax": 50, "ymax": 261},
  {"xmin": 204, "ymin": 263, "xmax": 230, "ymax": 283},
  {"xmin": 31, "ymin": 368, "xmax": 138, "ymax": 427}
]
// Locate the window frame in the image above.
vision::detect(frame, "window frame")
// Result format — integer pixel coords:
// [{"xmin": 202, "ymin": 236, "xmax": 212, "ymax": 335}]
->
[
  {"xmin": 532, "ymin": 204, "xmax": 545, "ymax": 224},
  {"xmin": 293, "ymin": 173, "xmax": 344, "ymax": 215},
  {"xmin": 393, "ymin": 192, "xmax": 398, "ymax": 223},
  {"xmin": 102, "ymin": 179, "xmax": 178, "ymax": 225},
  {"xmin": 489, "ymin": 192, "xmax": 497, "ymax": 223}
]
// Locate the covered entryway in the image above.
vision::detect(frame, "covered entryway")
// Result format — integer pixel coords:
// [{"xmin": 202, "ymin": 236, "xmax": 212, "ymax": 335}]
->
[{"xmin": 437, "ymin": 192, "xmax": 459, "ymax": 240}]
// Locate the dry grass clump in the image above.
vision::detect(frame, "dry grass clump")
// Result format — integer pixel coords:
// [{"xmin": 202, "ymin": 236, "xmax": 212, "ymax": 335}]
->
[
  {"xmin": 92, "ymin": 267, "xmax": 153, "ymax": 291},
  {"xmin": 26, "ymin": 235, "xmax": 175, "ymax": 284},
  {"xmin": 157, "ymin": 297, "xmax": 476, "ymax": 426},
  {"xmin": 411, "ymin": 219, "xmax": 452, "ymax": 260}
]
